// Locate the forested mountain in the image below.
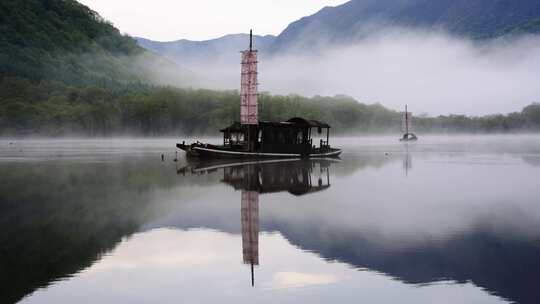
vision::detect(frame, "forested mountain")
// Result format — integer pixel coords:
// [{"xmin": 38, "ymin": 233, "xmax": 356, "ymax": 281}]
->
[
  {"xmin": 139, "ymin": 0, "xmax": 540, "ymax": 55},
  {"xmin": 271, "ymin": 0, "xmax": 540, "ymax": 52},
  {"xmin": 1, "ymin": 0, "xmax": 540, "ymax": 136},
  {"xmin": 0, "ymin": 0, "xmax": 190, "ymax": 86},
  {"xmin": 137, "ymin": 0, "xmax": 540, "ymax": 87}
]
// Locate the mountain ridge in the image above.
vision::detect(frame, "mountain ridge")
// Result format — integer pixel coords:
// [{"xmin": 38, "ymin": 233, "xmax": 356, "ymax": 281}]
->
[
  {"xmin": 138, "ymin": 0, "xmax": 540, "ymax": 56},
  {"xmin": 270, "ymin": 0, "xmax": 540, "ymax": 52}
]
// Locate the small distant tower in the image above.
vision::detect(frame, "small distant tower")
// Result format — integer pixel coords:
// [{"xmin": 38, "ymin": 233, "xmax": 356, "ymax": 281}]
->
[
  {"xmin": 402, "ymin": 105, "xmax": 412, "ymax": 135},
  {"xmin": 400, "ymin": 105, "xmax": 418, "ymax": 141}
]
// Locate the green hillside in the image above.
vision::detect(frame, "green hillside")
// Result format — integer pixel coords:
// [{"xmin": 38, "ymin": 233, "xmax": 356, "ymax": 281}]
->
[
  {"xmin": 0, "ymin": 0, "xmax": 539, "ymax": 136},
  {"xmin": 0, "ymin": 0, "xmax": 187, "ymax": 86}
]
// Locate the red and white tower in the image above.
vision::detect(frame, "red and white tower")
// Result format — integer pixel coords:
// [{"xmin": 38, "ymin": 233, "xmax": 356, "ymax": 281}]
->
[{"xmin": 240, "ymin": 30, "xmax": 259, "ymax": 125}]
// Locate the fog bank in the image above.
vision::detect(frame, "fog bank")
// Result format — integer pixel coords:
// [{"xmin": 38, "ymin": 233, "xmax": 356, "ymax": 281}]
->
[{"xmin": 178, "ymin": 29, "xmax": 540, "ymax": 116}]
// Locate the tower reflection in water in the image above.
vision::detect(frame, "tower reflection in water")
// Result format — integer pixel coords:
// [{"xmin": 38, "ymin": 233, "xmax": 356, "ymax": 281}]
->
[
  {"xmin": 241, "ymin": 186, "xmax": 258, "ymax": 287},
  {"xmin": 181, "ymin": 159, "xmax": 334, "ymax": 286},
  {"xmin": 403, "ymin": 144, "xmax": 413, "ymax": 176}
]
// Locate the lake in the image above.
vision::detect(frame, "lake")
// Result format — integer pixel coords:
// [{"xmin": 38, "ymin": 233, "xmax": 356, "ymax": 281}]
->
[{"xmin": 1, "ymin": 136, "xmax": 540, "ymax": 304}]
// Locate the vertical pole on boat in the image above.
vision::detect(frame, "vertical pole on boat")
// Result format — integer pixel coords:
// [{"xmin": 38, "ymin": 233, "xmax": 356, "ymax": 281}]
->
[
  {"xmin": 247, "ymin": 30, "xmax": 252, "ymax": 152},
  {"xmin": 249, "ymin": 29, "xmax": 253, "ymax": 52}
]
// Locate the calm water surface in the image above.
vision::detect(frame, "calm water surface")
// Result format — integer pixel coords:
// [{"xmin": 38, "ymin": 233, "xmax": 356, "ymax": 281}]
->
[{"xmin": 1, "ymin": 136, "xmax": 540, "ymax": 304}]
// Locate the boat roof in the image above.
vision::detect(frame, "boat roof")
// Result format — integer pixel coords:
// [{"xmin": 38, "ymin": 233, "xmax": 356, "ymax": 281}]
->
[{"xmin": 220, "ymin": 117, "xmax": 330, "ymax": 132}]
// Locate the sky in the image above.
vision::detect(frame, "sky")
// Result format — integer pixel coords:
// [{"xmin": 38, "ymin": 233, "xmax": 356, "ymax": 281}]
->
[{"xmin": 78, "ymin": 0, "xmax": 349, "ymax": 41}]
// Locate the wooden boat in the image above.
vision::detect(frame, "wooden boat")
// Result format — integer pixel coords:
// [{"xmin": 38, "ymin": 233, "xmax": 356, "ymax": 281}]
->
[
  {"xmin": 177, "ymin": 31, "xmax": 341, "ymax": 159},
  {"xmin": 177, "ymin": 117, "xmax": 342, "ymax": 159}
]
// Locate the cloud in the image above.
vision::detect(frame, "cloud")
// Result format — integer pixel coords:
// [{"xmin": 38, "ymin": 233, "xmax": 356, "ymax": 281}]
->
[
  {"xmin": 269, "ymin": 272, "xmax": 339, "ymax": 289},
  {"xmin": 179, "ymin": 29, "xmax": 540, "ymax": 116}
]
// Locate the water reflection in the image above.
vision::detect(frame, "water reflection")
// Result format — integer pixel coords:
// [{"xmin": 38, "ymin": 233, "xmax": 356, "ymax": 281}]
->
[
  {"xmin": 1, "ymin": 139, "xmax": 540, "ymax": 304},
  {"xmin": 403, "ymin": 144, "xmax": 413, "ymax": 176},
  {"xmin": 178, "ymin": 159, "xmax": 335, "ymax": 287},
  {"xmin": 172, "ymin": 155, "xmax": 540, "ymax": 304},
  {"xmin": 241, "ymin": 189, "xmax": 258, "ymax": 287},
  {"xmin": 180, "ymin": 159, "xmax": 332, "ymax": 195}
]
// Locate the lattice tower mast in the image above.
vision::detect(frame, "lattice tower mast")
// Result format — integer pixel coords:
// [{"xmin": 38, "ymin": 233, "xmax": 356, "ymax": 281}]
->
[{"xmin": 240, "ymin": 30, "xmax": 259, "ymax": 126}]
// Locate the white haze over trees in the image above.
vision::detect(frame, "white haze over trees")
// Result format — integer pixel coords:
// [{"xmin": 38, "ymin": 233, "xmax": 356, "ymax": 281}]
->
[{"xmin": 174, "ymin": 29, "xmax": 540, "ymax": 116}]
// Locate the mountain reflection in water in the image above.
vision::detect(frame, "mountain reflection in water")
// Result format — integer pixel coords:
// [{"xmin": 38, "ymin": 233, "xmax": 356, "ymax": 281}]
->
[{"xmin": 1, "ymin": 139, "xmax": 540, "ymax": 304}]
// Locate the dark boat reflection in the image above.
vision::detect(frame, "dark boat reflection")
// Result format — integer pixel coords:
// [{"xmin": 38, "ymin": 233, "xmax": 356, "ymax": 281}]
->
[{"xmin": 178, "ymin": 158, "xmax": 336, "ymax": 287}]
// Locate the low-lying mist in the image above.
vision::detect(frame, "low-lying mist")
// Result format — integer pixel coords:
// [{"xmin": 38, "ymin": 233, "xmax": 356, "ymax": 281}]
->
[{"xmin": 178, "ymin": 28, "xmax": 540, "ymax": 116}]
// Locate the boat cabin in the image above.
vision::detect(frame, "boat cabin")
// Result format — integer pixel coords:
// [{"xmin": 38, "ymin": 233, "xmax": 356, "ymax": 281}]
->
[{"xmin": 220, "ymin": 117, "xmax": 331, "ymax": 155}]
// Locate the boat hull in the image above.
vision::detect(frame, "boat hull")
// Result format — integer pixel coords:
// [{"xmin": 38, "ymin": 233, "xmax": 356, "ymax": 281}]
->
[
  {"xmin": 177, "ymin": 144, "xmax": 341, "ymax": 159},
  {"xmin": 400, "ymin": 133, "xmax": 418, "ymax": 142}
]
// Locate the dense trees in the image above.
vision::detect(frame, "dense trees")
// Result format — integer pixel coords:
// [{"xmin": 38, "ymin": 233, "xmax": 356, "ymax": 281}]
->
[
  {"xmin": 1, "ymin": 76, "xmax": 539, "ymax": 136},
  {"xmin": 0, "ymin": 0, "xmax": 148, "ymax": 85}
]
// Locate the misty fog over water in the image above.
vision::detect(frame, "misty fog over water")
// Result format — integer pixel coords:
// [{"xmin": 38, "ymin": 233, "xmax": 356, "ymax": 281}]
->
[{"xmin": 177, "ymin": 29, "xmax": 540, "ymax": 116}]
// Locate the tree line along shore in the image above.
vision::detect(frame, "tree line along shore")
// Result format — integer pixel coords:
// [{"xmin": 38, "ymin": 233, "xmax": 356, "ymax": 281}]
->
[{"xmin": 1, "ymin": 77, "xmax": 539, "ymax": 136}]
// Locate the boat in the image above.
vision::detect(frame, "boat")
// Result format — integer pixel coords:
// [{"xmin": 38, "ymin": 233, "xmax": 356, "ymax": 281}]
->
[
  {"xmin": 177, "ymin": 30, "xmax": 342, "ymax": 159},
  {"xmin": 400, "ymin": 133, "xmax": 418, "ymax": 142},
  {"xmin": 177, "ymin": 117, "xmax": 342, "ymax": 159},
  {"xmin": 400, "ymin": 105, "xmax": 418, "ymax": 142}
]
